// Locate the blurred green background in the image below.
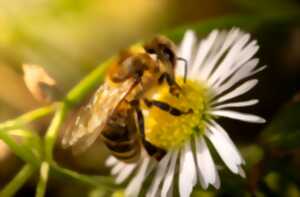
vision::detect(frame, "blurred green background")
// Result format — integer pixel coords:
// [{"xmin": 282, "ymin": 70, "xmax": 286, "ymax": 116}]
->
[{"xmin": 0, "ymin": 0, "xmax": 300, "ymax": 196}]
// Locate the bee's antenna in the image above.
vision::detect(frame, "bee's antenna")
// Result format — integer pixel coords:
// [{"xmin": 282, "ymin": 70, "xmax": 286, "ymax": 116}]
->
[{"xmin": 176, "ymin": 57, "xmax": 188, "ymax": 83}]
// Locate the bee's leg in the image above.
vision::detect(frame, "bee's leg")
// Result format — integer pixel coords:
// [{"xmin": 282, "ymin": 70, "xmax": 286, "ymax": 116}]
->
[
  {"xmin": 131, "ymin": 100, "xmax": 166, "ymax": 161},
  {"xmin": 158, "ymin": 73, "xmax": 181, "ymax": 97},
  {"xmin": 144, "ymin": 98, "xmax": 193, "ymax": 116}
]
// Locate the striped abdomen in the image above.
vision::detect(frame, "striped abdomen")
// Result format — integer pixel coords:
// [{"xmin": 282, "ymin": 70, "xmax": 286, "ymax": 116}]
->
[{"xmin": 101, "ymin": 124, "xmax": 141, "ymax": 163}]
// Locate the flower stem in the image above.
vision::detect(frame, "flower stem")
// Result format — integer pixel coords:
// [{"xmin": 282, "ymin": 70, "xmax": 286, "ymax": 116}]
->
[
  {"xmin": 0, "ymin": 129, "xmax": 39, "ymax": 166},
  {"xmin": 0, "ymin": 105, "xmax": 55, "ymax": 130},
  {"xmin": 44, "ymin": 58, "xmax": 113, "ymax": 162},
  {"xmin": 44, "ymin": 103, "xmax": 67, "ymax": 162},
  {"xmin": 0, "ymin": 164, "xmax": 36, "ymax": 197},
  {"xmin": 35, "ymin": 162, "xmax": 49, "ymax": 197},
  {"xmin": 65, "ymin": 57, "xmax": 113, "ymax": 106},
  {"xmin": 52, "ymin": 164, "xmax": 116, "ymax": 189}
]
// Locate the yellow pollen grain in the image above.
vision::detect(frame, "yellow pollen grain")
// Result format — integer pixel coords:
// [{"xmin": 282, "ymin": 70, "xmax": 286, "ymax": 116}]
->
[{"xmin": 143, "ymin": 78, "xmax": 210, "ymax": 150}]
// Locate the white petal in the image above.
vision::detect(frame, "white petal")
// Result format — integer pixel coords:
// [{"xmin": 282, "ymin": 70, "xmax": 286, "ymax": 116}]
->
[
  {"xmin": 251, "ymin": 65, "xmax": 267, "ymax": 75},
  {"xmin": 145, "ymin": 160, "xmax": 156, "ymax": 176},
  {"xmin": 213, "ymin": 172, "xmax": 221, "ymax": 189},
  {"xmin": 111, "ymin": 162, "xmax": 126, "ymax": 176},
  {"xmin": 206, "ymin": 128, "xmax": 239, "ymax": 174},
  {"xmin": 208, "ymin": 121, "xmax": 245, "ymax": 165},
  {"xmin": 238, "ymin": 166, "xmax": 246, "ymax": 178},
  {"xmin": 115, "ymin": 163, "xmax": 137, "ymax": 184},
  {"xmin": 208, "ymin": 32, "xmax": 260, "ymax": 90},
  {"xmin": 125, "ymin": 158, "xmax": 151, "ymax": 197},
  {"xmin": 214, "ymin": 59, "xmax": 260, "ymax": 94},
  {"xmin": 105, "ymin": 156, "xmax": 118, "ymax": 167},
  {"xmin": 214, "ymin": 99, "xmax": 259, "ymax": 109},
  {"xmin": 161, "ymin": 150, "xmax": 179, "ymax": 197},
  {"xmin": 205, "ymin": 30, "xmax": 246, "ymax": 84},
  {"xmin": 166, "ymin": 183, "xmax": 174, "ymax": 197},
  {"xmin": 211, "ymin": 110, "xmax": 266, "ymax": 123},
  {"xmin": 199, "ymin": 31, "xmax": 228, "ymax": 81},
  {"xmin": 191, "ymin": 30, "xmax": 219, "ymax": 75},
  {"xmin": 215, "ymin": 63, "xmax": 265, "ymax": 96},
  {"xmin": 179, "ymin": 141, "xmax": 197, "ymax": 197},
  {"xmin": 146, "ymin": 152, "xmax": 172, "ymax": 197},
  {"xmin": 194, "ymin": 135, "xmax": 219, "ymax": 189},
  {"xmin": 214, "ymin": 79, "xmax": 258, "ymax": 104},
  {"xmin": 235, "ymin": 40, "xmax": 259, "ymax": 70},
  {"xmin": 176, "ymin": 30, "xmax": 197, "ymax": 77}
]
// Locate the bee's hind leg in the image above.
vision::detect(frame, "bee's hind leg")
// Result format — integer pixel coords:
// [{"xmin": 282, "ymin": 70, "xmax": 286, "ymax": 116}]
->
[
  {"xmin": 143, "ymin": 98, "xmax": 193, "ymax": 116},
  {"xmin": 130, "ymin": 100, "xmax": 166, "ymax": 161}
]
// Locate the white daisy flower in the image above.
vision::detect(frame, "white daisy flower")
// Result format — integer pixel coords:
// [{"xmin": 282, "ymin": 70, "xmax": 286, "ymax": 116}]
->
[{"xmin": 106, "ymin": 28, "xmax": 266, "ymax": 197}]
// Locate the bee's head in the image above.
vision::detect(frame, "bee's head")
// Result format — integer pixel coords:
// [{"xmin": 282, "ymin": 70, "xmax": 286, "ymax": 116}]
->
[
  {"xmin": 144, "ymin": 35, "xmax": 188, "ymax": 83},
  {"xmin": 144, "ymin": 35, "xmax": 177, "ymax": 67}
]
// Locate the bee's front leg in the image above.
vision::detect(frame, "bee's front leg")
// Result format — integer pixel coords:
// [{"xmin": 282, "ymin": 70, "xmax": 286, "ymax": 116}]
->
[
  {"xmin": 158, "ymin": 73, "xmax": 181, "ymax": 97},
  {"xmin": 143, "ymin": 98, "xmax": 193, "ymax": 116}
]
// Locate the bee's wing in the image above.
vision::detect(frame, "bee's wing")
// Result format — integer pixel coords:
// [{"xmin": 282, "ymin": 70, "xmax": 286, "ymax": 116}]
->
[{"xmin": 61, "ymin": 78, "xmax": 137, "ymax": 154}]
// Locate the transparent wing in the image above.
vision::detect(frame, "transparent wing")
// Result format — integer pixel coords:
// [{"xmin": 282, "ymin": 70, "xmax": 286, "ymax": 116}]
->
[{"xmin": 61, "ymin": 78, "xmax": 136, "ymax": 153}]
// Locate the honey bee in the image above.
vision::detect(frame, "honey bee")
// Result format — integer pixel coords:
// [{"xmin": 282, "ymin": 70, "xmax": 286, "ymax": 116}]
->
[{"xmin": 62, "ymin": 36, "xmax": 191, "ymax": 163}]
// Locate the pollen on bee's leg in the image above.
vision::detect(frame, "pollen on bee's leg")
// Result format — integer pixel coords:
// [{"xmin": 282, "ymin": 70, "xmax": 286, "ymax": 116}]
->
[
  {"xmin": 169, "ymin": 84, "xmax": 181, "ymax": 97},
  {"xmin": 143, "ymin": 78, "xmax": 211, "ymax": 150}
]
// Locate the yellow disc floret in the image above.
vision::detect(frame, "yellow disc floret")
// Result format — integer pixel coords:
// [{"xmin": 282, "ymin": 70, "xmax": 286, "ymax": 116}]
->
[{"xmin": 143, "ymin": 78, "xmax": 211, "ymax": 150}]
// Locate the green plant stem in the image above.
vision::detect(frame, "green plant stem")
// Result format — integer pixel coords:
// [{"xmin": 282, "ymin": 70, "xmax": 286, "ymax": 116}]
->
[
  {"xmin": 8, "ymin": 129, "xmax": 43, "ymax": 161},
  {"xmin": 44, "ymin": 58, "xmax": 113, "ymax": 162},
  {"xmin": 35, "ymin": 162, "xmax": 49, "ymax": 197},
  {"xmin": 0, "ymin": 164, "xmax": 36, "ymax": 197},
  {"xmin": 44, "ymin": 103, "xmax": 67, "ymax": 162},
  {"xmin": 66, "ymin": 57, "xmax": 113, "ymax": 106},
  {"xmin": 0, "ymin": 105, "xmax": 55, "ymax": 130},
  {"xmin": 0, "ymin": 129, "xmax": 39, "ymax": 166},
  {"xmin": 52, "ymin": 164, "xmax": 115, "ymax": 189}
]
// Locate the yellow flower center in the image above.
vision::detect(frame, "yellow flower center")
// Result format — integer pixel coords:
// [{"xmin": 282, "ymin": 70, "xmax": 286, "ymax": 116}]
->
[{"xmin": 143, "ymin": 78, "xmax": 211, "ymax": 150}]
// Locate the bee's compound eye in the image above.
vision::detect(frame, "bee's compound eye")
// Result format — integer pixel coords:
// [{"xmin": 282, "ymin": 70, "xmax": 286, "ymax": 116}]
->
[
  {"xmin": 146, "ymin": 48, "xmax": 156, "ymax": 54},
  {"xmin": 162, "ymin": 47, "xmax": 175, "ymax": 63}
]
